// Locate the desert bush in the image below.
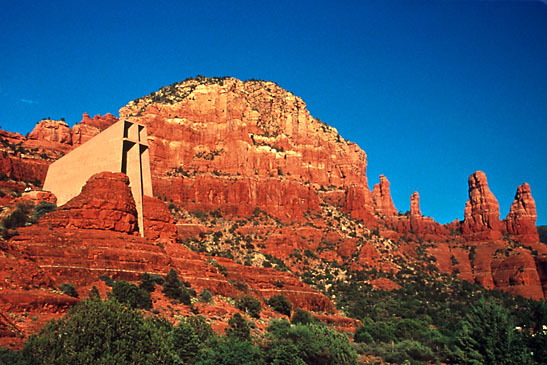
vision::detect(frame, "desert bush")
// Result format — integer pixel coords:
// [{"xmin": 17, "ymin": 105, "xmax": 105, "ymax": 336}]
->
[
  {"xmin": 162, "ymin": 269, "xmax": 192, "ymax": 305},
  {"xmin": 21, "ymin": 297, "xmax": 172, "ymax": 364},
  {"xmin": 235, "ymin": 295, "xmax": 262, "ymax": 318},
  {"xmin": 267, "ymin": 295, "xmax": 292, "ymax": 316},
  {"xmin": 291, "ymin": 308, "xmax": 315, "ymax": 325},
  {"xmin": 226, "ymin": 313, "xmax": 252, "ymax": 341},
  {"xmin": 262, "ymin": 319, "xmax": 357, "ymax": 365},
  {"xmin": 109, "ymin": 280, "xmax": 152, "ymax": 310},
  {"xmin": 139, "ymin": 273, "xmax": 157, "ymax": 292},
  {"xmin": 58, "ymin": 283, "xmax": 78, "ymax": 298},
  {"xmin": 31, "ymin": 201, "xmax": 56, "ymax": 221},
  {"xmin": 199, "ymin": 288, "xmax": 213, "ymax": 303}
]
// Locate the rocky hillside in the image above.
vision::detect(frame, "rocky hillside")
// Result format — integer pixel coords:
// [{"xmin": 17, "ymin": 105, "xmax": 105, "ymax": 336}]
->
[{"xmin": 0, "ymin": 76, "xmax": 545, "ymax": 350}]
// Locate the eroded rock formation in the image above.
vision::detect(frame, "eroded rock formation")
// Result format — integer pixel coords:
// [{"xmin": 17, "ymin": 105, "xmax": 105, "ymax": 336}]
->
[
  {"xmin": 504, "ymin": 183, "xmax": 540, "ymax": 243},
  {"xmin": 0, "ymin": 77, "xmax": 544, "ymax": 349},
  {"xmin": 119, "ymin": 77, "xmax": 369, "ymax": 220},
  {"xmin": 42, "ymin": 172, "xmax": 139, "ymax": 234},
  {"xmin": 461, "ymin": 171, "xmax": 502, "ymax": 241},
  {"xmin": 372, "ymin": 175, "xmax": 397, "ymax": 218}
]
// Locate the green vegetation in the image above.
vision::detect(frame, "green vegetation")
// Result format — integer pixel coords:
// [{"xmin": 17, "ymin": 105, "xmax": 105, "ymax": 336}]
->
[
  {"xmin": 262, "ymin": 319, "xmax": 357, "ymax": 365},
  {"xmin": 58, "ymin": 283, "xmax": 78, "ymax": 298},
  {"xmin": 291, "ymin": 308, "xmax": 316, "ymax": 325},
  {"xmin": 109, "ymin": 280, "xmax": 152, "ymax": 310},
  {"xmin": 235, "ymin": 295, "xmax": 262, "ymax": 318},
  {"xmin": 32, "ymin": 201, "xmax": 56, "ymax": 220},
  {"xmin": 0, "ymin": 297, "xmax": 356, "ymax": 365},
  {"xmin": 199, "ymin": 288, "xmax": 213, "ymax": 303},
  {"xmin": 19, "ymin": 297, "xmax": 172, "ymax": 364},
  {"xmin": 162, "ymin": 269, "xmax": 193, "ymax": 305},
  {"xmin": 1, "ymin": 201, "xmax": 56, "ymax": 239},
  {"xmin": 267, "ymin": 294, "xmax": 292, "ymax": 316},
  {"xmin": 340, "ymin": 267, "xmax": 546, "ymax": 364}
]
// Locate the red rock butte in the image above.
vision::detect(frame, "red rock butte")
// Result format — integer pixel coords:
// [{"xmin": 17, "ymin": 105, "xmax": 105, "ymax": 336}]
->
[
  {"xmin": 0, "ymin": 76, "xmax": 545, "ymax": 349},
  {"xmin": 43, "ymin": 120, "xmax": 153, "ymax": 236}
]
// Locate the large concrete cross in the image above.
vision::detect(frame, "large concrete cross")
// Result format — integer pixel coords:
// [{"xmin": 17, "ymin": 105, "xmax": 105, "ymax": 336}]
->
[{"xmin": 43, "ymin": 120, "xmax": 153, "ymax": 236}]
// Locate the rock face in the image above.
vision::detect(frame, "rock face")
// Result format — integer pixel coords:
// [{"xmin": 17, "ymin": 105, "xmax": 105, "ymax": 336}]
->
[
  {"xmin": 72, "ymin": 113, "xmax": 119, "ymax": 146},
  {"xmin": 0, "ymin": 76, "xmax": 545, "ymax": 349},
  {"xmin": 372, "ymin": 175, "xmax": 397, "ymax": 218},
  {"xmin": 28, "ymin": 120, "xmax": 72, "ymax": 145},
  {"xmin": 461, "ymin": 171, "xmax": 502, "ymax": 241},
  {"xmin": 119, "ymin": 77, "xmax": 369, "ymax": 220},
  {"xmin": 344, "ymin": 186, "xmax": 375, "ymax": 223},
  {"xmin": 504, "ymin": 183, "xmax": 540, "ymax": 243},
  {"xmin": 143, "ymin": 195, "xmax": 177, "ymax": 242},
  {"xmin": 0, "ymin": 130, "xmax": 50, "ymax": 184},
  {"xmin": 410, "ymin": 191, "xmax": 421, "ymax": 216},
  {"xmin": 0, "ymin": 113, "xmax": 119, "ymax": 187},
  {"xmin": 42, "ymin": 172, "xmax": 139, "ymax": 234},
  {"xmin": 409, "ymin": 192, "xmax": 424, "ymax": 234},
  {"xmin": 491, "ymin": 249, "xmax": 544, "ymax": 300}
]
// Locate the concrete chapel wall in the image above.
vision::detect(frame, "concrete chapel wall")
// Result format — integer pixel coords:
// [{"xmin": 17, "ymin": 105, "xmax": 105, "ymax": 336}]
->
[{"xmin": 43, "ymin": 120, "xmax": 153, "ymax": 236}]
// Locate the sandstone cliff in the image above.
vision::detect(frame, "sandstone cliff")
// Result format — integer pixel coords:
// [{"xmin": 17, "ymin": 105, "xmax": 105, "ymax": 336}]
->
[
  {"xmin": 460, "ymin": 171, "xmax": 502, "ymax": 241},
  {"xmin": 504, "ymin": 183, "xmax": 540, "ymax": 243},
  {"xmin": 0, "ymin": 76, "xmax": 544, "ymax": 348}
]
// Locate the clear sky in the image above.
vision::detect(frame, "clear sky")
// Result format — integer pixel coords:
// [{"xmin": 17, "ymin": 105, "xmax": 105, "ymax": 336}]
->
[{"xmin": 1, "ymin": 0, "xmax": 546, "ymax": 225}]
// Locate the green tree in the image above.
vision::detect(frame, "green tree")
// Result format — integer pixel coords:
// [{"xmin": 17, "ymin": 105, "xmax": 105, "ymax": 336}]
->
[
  {"xmin": 262, "ymin": 319, "xmax": 358, "ymax": 365},
  {"xmin": 267, "ymin": 295, "xmax": 292, "ymax": 316},
  {"xmin": 21, "ymin": 297, "xmax": 172, "ymax": 364},
  {"xmin": 0, "ymin": 347, "xmax": 23, "ymax": 364},
  {"xmin": 139, "ymin": 272, "xmax": 157, "ymax": 292},
  {"xmin": 162, "ymin": 269, "xmax": 191, "ymax": 305},
  {"xmin": 199, "ymin": 288, "xmax": 213, "ymax": 303},
  {"xmin": 109, "ymin": 280, "xmax": 152, "ymax": 309},
  {"xmin": 450, "ymin": 298, "xmax": 533, "ymax": 365},
  {"xmin": 58, "ymin": 283, "xmax": 78, "ymax": 298},
  {"xmin": 31, "ymin": 201, "xmax": 56, "ymax": 221},
  {"xmin": 291, "ymin": 308, "xmax": 315, "ymax": 325},
  {"xmin": 383, "ymin": 340, "xmax": 437, "ymax": 364},
  {"xmin": 186, "ymin": 315, "xmax": 215, "ymax": 343},
  {"xmin": 171, "ymin": 321, "xmax": 201, "ymax": 364},
  {"xmin": 235, "ymin": 295, "xmax": 262, "ymax": 318},
  {"xmin": 196, "ymin": 337, "xmax": 264, "ymax": 365},
  {"xmin": 226, "ymin": 313, "xmax": 251, "ymax": 341},
  {"xmin": 354, "ymin": 320, "xmax": 396, "ymax": 343}
]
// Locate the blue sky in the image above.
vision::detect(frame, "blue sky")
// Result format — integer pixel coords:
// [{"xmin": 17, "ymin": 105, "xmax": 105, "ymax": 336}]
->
[{"xmin": 1, "ymin": 0, "xmax": 546, "ymax": 225}]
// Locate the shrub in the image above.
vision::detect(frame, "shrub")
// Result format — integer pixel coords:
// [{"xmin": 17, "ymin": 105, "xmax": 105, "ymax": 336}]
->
[
  {"xmin": 235, "ymin": 295, "xmax": 262, "ymax": 318},
  {"xmin": 209, "ymin": 259, "xmax": 228, "ymax": 276},
  {"xmin": 262, "ymin": 320, "xmax": 358, "ymax": 365},
  {"xmin": 32, "ymin": 201, "xmax": 56, "ymax": 221},
  {"xmin": 0, "ymin": 347, "xmax": 22, "ymax": 364},
  {"xmin": 356, "ymin": 321, "xmax": 397, "ymax": 343},
  {"xmin": 267, "ymin": 295, "xmax": 292, "ymax": 316},
  {"xmin": 139, "ymin": 273, "xmax": 157, "ymax": 292},
  {"xmin": 162, "ymin": 269, "xmax": 192, "ymax": 305},
  {"xmin": 185, "ymin": 315, "xmax": 215, "ymax": 343},
  {"xmin": 197, "ymin": 336, "xmax": 263, "ymax": 365},
  {"xmin": 226, "ymin": 313, "xmax": 252, "ymax": 341},
  {"xmin": 171, "ymin": 320, "xmax": 201, "ymax": 364},
  {"xmin": 354, "ymin": 326, "xmax": 374, "ymax": 343},
  {"xmin": 58, "ymin": 283, "xmax": 78, "ymax": 298},
  {"xmin": 383, "ymin": 340, "xmax": 437, "ymax": 364},
  {"xmin": 109, "ymin": 280, "xmax": 152, "ymax": 309},
  {"xmin": 449, "ymin": 298, "xmax": 533, "ymax": 364},
  {"xmin": 2, "ymin": 207, "xmax": 28, "ymax": 229},
  {"xmin": 199, "ymin": 288, "xmax": 213, "ymax": 303},
  {"xmin": 99, "ymin": 275, "xmax": 114, "ymax": 287},
  {"xmin": 21, "ymin": 297, "xmax": 172, "ymax": 364},
  {"xmin": 291, "ymin": 308, "xmax": 315, "ymax": 325}
]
